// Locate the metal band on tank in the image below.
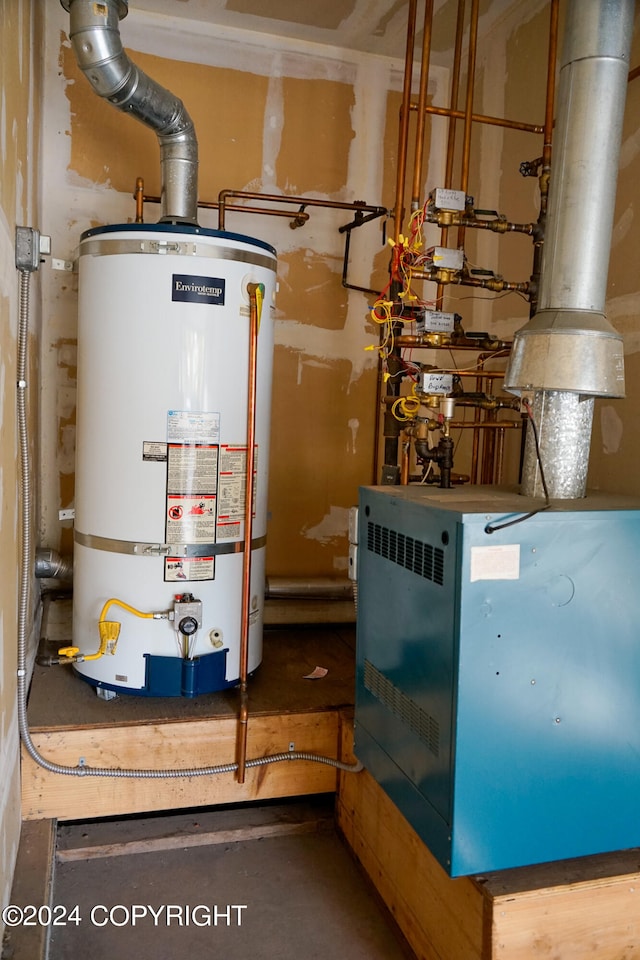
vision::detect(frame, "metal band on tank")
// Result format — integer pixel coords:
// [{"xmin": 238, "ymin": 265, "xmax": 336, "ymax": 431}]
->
[
  {"xmin": 74, "ymin": 530, "xmax": 267, "ymax": 557},
  {"xmin": 79, "ymin": 238, "xmax": 276, "ymax": 272}
]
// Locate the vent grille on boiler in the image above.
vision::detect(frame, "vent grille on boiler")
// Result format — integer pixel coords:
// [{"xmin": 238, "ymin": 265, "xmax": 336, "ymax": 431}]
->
[
  {"xmin": 364, "ymin": 659, "xmax": 440, "ymax": 758},
  {"xmin": 366, "ymin": 521, "xmax": 444, "ymax": 586}
]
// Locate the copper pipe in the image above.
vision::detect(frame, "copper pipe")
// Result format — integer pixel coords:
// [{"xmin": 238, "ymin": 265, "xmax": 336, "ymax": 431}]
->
[
  {"xmin": 458, "ymin": 0, "xmax": 480, "ymax": 249},
  {"xmin": 411, "ymin": 270, "xmax": 530, "ymax": 294},
  {"xmin": 236, "ymin": 283, "xmax": 260, "ymax": 785},
  {"xmin": 143, "ymin": 193, "xmax": 311, "ymax": 226},
  {"xmin": 450, "ymin": 420, "xmax": 520, "ymax": 429},
  {"xmin": 144, "ymin": 190, "xmax": 385, "ymax": 230},
  {"xmin": 217, "ymin": 190, "xmax": 386, "ymax": 232},
  {"xmin": 437, "ymin": 0, "xmax": 466, "ymax": 309},
  {"xmin": 481, "ymin": 370, "xmax": 496, "ymax": 483},
  {"xmin": 543, "ymin": 0, "xmax": 560, "ymax": 173},
  {"xmin": 481, "ymin": 406, "xmax": 497, "ymax": 482},
  {"xmin": 401, "ymin": 433, "xmax": 411, "ymax": 485},
  {"xmin": 396, "ymin": 335, "xmax": 511, "ymax": 349},
  {"xmin": 411, "ymin": 0, "xmax": 435, "ymax": 212},
  {"xmin": 134, "ymin": 177, "xmax": 145, "ymax": 223},
  {"xmin": 410, "ymin": 101, "xmax": 544, "ymax": 135},
  {"xmin": 430, "ymin": 216, "xmax": 535, "ymax": 235},
  {"xmin": 144, "ymin": 194, "xmax": 309, "ymax": 226},
  {"xmin": 394, "ymin": 0, "xmax": 419, "ymax": 241},
  {"xmin": 470, "ymin": 415, "xmax": 480, "ymax": 482},
  {"xmin": 629, "ymin": 64, "xmax": 640, "ymax": 82},
  {"xmin": 495, "ymin": 426, "xmax": 506, "ymax": 483},
  {"xmin": 446, "ymin": 0, "xmax": 466, "ymax": 189},
  {"xmin": 470, "ymin": 366, "xmax": 483, "ymax": 483},
  {"xmin": 447, "ymin": 370, "xmax": 507, "ymax": 379},
  {"xmin": 372, "ymin": 370, "xmax": 382, "ymax": 485},
  {"xmin": 528, "ymin": 0, "xmax": 559, "ymax": 320}
]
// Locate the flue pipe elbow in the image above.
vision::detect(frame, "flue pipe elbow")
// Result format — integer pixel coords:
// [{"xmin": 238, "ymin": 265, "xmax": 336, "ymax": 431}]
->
[{"xmin": 62, "ymin": 0, "xmax": 199, "ymax": 224}]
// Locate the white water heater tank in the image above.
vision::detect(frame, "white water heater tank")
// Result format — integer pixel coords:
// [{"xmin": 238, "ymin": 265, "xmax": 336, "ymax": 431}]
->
[{"xmin": 71, "ymin": 224, "xmax": 276, "ymax": 697}]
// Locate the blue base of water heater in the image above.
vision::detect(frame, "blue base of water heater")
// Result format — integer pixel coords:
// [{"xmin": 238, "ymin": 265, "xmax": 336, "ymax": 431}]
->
[{"xmin": 76, "ymin": 647, "xmax": 236, "ymax": 698}]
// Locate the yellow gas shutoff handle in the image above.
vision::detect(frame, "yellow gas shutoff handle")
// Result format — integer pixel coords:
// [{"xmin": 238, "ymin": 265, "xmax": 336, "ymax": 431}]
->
[{"xmin": 58, "ymin": 646, "xmax": 80, "ymax": 659}]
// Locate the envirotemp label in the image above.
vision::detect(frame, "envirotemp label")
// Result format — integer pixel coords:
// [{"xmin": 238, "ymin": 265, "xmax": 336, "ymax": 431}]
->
[{"xmin": 172, "ymin": 274, "xmax": 225, "ymax": 305}]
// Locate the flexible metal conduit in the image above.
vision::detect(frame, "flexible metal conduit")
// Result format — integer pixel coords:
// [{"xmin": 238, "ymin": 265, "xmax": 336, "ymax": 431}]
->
[
  {"xmin": 62, "ymin": 0, "xmax": 198, "ymax": 224},
  {"xmin": 16, "ymin": 271, "xmax": 361, "ymax": 779}
]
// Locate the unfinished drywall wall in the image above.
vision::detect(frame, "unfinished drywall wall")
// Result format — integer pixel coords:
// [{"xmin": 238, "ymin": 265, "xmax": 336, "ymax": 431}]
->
[
  {"xmin": 0, "ymin": 0, "xmax": 42, "ymax": 933},
  {"xmin": 41, "ymin": 0, "xmax": 613, "ymax": 586},
  {"xmin": 40, "ymin": 3, "xmax": 448, "ymax": 579}
]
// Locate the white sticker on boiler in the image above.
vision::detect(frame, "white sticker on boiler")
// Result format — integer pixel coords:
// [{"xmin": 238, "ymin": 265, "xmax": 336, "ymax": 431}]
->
[{"xmin": 470, "ymin": 544, "xmax": 520, "ymax": 582}]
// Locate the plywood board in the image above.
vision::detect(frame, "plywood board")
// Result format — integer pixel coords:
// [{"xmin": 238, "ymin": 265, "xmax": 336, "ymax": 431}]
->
[
  {"xmin": 336, "ymin": 713, "xmax": 485, "ymax": 960},
  {"xmin": 22, "ymin": 712, "xmax": 339, "ymax": 821},
  {"xmin": 2, "ymin": 819, "xmax": 57, "ymax": 960},
  {"xmin": 487, "ymin": 870, "xmax": 640, "ymax": 960},
  {"xmin": 337, "ymin": 713, "xmax": 640, "ymax": 960},
  {"xmin": 56, "ymin": 798, "xmax": 334, "ymax": 862}
]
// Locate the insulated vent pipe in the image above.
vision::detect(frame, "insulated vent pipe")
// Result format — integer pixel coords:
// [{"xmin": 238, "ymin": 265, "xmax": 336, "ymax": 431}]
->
[
  {"xmin": 61, "ymin": 0, "xmax": 198, "ymax": 224},
  {"xmin": 504, "ymin": 0, "xmax": 633, "ymax": 498}
]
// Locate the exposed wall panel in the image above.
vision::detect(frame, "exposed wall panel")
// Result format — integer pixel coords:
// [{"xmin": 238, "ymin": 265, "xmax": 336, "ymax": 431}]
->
[
  {"xmin": 267, "ymin": 346, "xmax": 375, "ymax": 576},
  {"xmin": 276, "ymin": 76, "xmax": 354, "ymax": 195},
  {"xmin": 0, "ymin": 0, "xmax": 42, "ymax": 931},
  {"xmin": 62, "ymin": 44, "xmax": 270, "ymax": 200}
]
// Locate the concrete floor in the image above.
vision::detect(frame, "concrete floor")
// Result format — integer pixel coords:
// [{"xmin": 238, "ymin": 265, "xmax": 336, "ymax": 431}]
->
[
  {"xmin": 13, "ymin": 600, "xmax": 414, "ymax": 958},
  {"xmin": 46, "ymin": 800, "xmax": 415, "ymax": 960}
]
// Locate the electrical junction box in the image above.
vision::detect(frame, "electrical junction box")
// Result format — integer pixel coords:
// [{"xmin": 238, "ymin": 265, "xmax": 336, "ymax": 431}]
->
[
  {"xmin": 419, "ymin": 372, "xmax": 453, "ymax": 395},
  {"xmin": 430, "ymin": 188, "xmax": 466, "ymax": 212},
  {"xmin": 354, "ymin": 484, "xmax": 640, "ymax": 876},
  {"xmin": 430, "ymin": 247, "xmax": 464, "ymax": 271},
  {"xmin": 416, "ymin": 310, "xmax": 456, "ymax": 335}
]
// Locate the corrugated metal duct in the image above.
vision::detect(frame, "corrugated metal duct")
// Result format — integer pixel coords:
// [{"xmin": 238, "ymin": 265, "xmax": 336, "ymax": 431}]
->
[
  {"xmin": 61, "ymin": 0, "xmax": 199, "ymax": 224},
  {"xmin": 505, "ymin": 0, "xmax": 633, "ymax": 498}
]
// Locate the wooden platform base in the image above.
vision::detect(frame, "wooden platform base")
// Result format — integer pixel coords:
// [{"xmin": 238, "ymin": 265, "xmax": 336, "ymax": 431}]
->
[
  {"xmin": 23, "ymin": 609, "xmax": 356, "ymax": 821},
  {"xmin": 336, "ymin": 719, "xmax": 640, "ymax": 960},
  {"xmin": 23, "ymin": 601, "xmax": 640, "ymax": 958},
  {"xmin": 22, "ymin": 712, "xmax": 341, "ymax": 821}
]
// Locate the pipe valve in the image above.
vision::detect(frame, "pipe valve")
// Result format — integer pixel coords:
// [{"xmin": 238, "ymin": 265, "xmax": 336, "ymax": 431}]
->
[{"xmin": 171, "ymin": 593, "xmax": 203, "ymax": 657}]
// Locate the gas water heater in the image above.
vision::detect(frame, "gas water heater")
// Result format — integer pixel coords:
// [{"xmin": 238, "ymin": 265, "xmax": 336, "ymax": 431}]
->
[{"xmin": 71, "ymin": 223, "xmax": 276, "ymax": 697}]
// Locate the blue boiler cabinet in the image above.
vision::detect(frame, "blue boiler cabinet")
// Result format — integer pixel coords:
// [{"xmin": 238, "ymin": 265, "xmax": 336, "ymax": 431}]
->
[{"xmin": 354, "ymin": 485, "xmax": 640, "ymax": 876}]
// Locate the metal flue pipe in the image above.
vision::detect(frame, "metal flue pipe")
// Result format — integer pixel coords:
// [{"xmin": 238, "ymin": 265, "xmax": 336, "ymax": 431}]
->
[
  {"xmin": 61, "ymin": 0, "xmax": 199, "ymax": 224},
  {"xmin": 505, "ymin": 0, "xmax": 633, "ymax": 498}
]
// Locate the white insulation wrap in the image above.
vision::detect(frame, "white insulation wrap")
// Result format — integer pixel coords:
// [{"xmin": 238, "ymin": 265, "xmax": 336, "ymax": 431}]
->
[{"xmin": 72, "ymin": 224, "xmax": 276, "ymax": 696}]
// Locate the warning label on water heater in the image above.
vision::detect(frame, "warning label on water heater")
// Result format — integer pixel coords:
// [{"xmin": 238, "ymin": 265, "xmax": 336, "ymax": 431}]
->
[
  {"xmin": 217, "ymin": 444, "xmax": 258, "ymax": 540},
  {"xmin": 165, "ymin": 443, "xmax": 218, "ymax": 545},
  {"xmin": 167, "ymin": 410, "xmax": 220, "ymax": 445},
  {"xmin": 166, "ymin": 495, "xmax": 216, "ymax": 544},
  {"xmin": 164, "ymin": 556, "xmax": 215, "ymax": 582},
  {"xmin": 167, "ymin": 443, "xmax": 219, "ymax": 495}
]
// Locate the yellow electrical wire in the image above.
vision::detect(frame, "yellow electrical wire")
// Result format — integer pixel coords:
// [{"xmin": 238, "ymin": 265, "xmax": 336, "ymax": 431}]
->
[{"xmin": 392, "ymin": 394, "xmax": 421, "ymax": 422}]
